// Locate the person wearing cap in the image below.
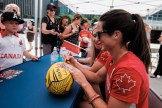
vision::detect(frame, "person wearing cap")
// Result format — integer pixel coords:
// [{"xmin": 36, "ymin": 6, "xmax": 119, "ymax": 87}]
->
[
  {"xmin": 0, "ymin": 3, "xmax": 21, "ymax": 31},
  {"xmin": 41, "ymin": 3, "xmax": 60, "ymax": 55},
  {"xmin": 0, "ymin": 12, "xmax": 38, "ymax": 71},
  {"xmin": 79, "ymin": 22, "xmax": 92, "ymax": 57}
]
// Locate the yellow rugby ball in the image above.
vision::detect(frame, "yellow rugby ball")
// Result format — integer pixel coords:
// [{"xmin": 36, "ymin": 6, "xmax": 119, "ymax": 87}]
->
[{"xmin": 45, "ymin": 62, "xmax": 73, "ymax": 95}]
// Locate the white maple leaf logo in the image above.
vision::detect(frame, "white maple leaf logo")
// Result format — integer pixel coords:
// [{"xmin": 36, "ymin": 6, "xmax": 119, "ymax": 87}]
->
[
  {"xmin": 100, "ymin": 52, "xmax": 109, "ymax": 61},
  {"xmin": 116, "ymin": 73, "xmax": 136, "ymax": 93}
]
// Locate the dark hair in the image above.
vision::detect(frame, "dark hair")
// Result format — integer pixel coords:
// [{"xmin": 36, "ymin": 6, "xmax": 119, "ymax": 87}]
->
[
  {"xmin": 99, "ymin": 9, "xmax": 151, "ymax": 72},
  {"xmin": 59, "ymin": 16, "xmax": 68, "ymax": 26},
  {"xmin": 72, "ymin": 14, "xmax": 82, "ymax": 22},
  {"xmin": 91, "ymin": 46, "xmax": 100, "ymax": 65},
  {"xmin": 30, "ymin": 20, "xmax": 35, "ymax": 26},
  {"xmin": 91, "ymin": 29, "xmax": 102, "ymax": 65}
]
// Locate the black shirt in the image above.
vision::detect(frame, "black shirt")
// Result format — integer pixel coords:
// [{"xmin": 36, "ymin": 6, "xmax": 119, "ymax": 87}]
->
[
  {"xmin": 41, "ymin": 15, "xmax": 59, "ymax": 46},
  {"xmin": 65, "ymin": 25, "xmax": 81, "ymax": 45},
  {"xmin": 59, "ymin": 25, "xmax": 65, "ymax": 33}
]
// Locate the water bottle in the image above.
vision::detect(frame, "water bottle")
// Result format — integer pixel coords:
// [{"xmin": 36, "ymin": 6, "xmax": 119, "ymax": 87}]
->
[
  {"xmin": 58, "ymin": 47, "xmax": 67, "ymax": 62},
  {"xmin": 51, "ymin": 47, "xmax": 59, "ymax": 64}
]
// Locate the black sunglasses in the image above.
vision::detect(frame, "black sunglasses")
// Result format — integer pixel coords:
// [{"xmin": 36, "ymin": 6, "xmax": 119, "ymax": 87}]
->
[{"xmin": 92, "ymin": 31, "xmax": 108, "ymax": 39}]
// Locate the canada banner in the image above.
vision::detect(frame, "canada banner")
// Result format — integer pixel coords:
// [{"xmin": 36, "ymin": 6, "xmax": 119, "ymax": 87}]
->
[{"xmin": 61, "ymin": 40, "xmax": 83, "ymax": 55}]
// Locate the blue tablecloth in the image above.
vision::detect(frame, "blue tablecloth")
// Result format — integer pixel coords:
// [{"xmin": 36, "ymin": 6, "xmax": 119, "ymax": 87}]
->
[{"xmin": 0, "ymin": 55, "xmax": 82, "ymax": 108}]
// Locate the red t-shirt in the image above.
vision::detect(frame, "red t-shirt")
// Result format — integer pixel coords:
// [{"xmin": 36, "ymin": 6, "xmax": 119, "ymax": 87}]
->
[
  {"xmin": 105, "ymin": 51, "xmax": 149, "ymax": 108},
  {"xmin": 96, "ymin": 51, "xmax": 110, "ymax": 65},
  {"xmin": 79, "ymin": 30, "xmax": 92, "ymax": 47}
]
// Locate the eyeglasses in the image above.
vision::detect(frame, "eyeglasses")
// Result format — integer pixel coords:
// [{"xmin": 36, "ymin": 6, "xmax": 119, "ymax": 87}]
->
[{"xmin": 92, "ymin": 31, "xmax": 108, "ymax": 39}]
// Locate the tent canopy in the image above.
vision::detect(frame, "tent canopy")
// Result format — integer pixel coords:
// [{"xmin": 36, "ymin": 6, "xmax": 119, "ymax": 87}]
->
[{"xmin": 59, "ymin": 0, "xmax": 162, "ymax": 16}]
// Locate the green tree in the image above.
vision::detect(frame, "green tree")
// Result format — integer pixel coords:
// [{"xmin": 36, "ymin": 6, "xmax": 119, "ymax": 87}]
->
[{"xmin": 91, "ymin": 16, "xmax": 99, "ymax": 26}]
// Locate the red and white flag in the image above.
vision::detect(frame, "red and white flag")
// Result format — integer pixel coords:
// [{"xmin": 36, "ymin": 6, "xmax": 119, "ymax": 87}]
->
[{"xmin": 62, "ymin": 40, "xmax": 82, "ymax": 55}]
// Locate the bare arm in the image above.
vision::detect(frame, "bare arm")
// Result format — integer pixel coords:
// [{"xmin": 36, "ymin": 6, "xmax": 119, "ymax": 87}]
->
[
  {"xmin": 89, "ymin": 60, "xmax": 104, "ymax": 72},
  {"xmin": 77, "ymin": 59, "xmax": 104, "ymax": 72},
  {"xmin": 77, "ymin": 57, "xmax": 92, "ymax": 64},
  {"xmin": 74, "ymin": 61, "xmax": 106, "ymax": 83},
  {"xmin": 41, "ymin": 23, "xmax": 57, "ymax": 35},
  {"xmin": 61, "ymin": 26, "xmax": 74, "ymax": 39},
  {"xmin": 27, "ymin": 26, "xmax": 36, "ymax": 34},
  {"xmin": 68, "ymin": 65, "xmax": 131, "ymax": 108},
  {"xmin": 65, "ymin": 56, "xmax": 106, "ymax": 83},
  {"xmin": 23, "ymin": 51, "xmax": 39, "ymax": 61}
]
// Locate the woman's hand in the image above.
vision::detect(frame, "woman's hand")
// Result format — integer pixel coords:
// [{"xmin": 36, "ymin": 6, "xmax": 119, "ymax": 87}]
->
[
  {"xmin": 63, "ymin": 55, "xmax": 77, "ymax": 67},
  {"xmin": 66, "ymin": 64, "xmax": 88, "ymax": 87},
  {"xmin": 58, "ymin": 33, "xmax": 64, "ymax": 40}
]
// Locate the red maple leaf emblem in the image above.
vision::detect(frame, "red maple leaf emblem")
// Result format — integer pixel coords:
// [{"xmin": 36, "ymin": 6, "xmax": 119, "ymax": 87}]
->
[
  {"xmin": 116, "ymin": 73, "xmax": 136, "ymax": 93},
  {"xmin": 19, "ymin": 40, "xmax": 23, "ymax": 46}
]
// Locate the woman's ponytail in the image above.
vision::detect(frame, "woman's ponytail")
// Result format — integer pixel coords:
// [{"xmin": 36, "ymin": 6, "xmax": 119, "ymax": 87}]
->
[{"xmin": 128, "ymin": 14, "xmax": 151, "ymax": 72}]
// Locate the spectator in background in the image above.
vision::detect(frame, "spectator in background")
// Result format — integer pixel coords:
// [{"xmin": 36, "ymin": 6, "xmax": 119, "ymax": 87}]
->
[
  {"xmin": 151, "ymin": 33, "xmax": 162, "ymax": 78},
  {"xmin": 58, "ymin": 16, "xmax": 69, "ymax": 33},
  {"xmin": 79, "ymin": 22, "xmax": 92, "ymax": 57},
  {"xmin": 0, "ymin": 3, "xmax": 20, "ymax": 31},
  {"xmin": 41, "ymin": 3, "xmax": 60, "ymax": 55},
  {"xmin": 57, "ymin": 16, "xmax": 69, "ymax": 49},
  {"xmin": 61, "ymin": 14, "xmax": 82, "ymax": 45},
  {"xmin": 27, "ymin": 20, "xmax": 35, "ymax": 52},
  {"xmin": 145, "ymin": 23, "xmax": 152, "ymax": 43},
  {"xmin": 4, "ymin": 3, "xmax": 20, "ymax": 15}
]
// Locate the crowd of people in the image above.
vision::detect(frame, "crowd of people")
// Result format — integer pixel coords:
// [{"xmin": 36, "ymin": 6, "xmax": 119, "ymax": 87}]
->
[{"xmin": 0, "ymin": 2, "xmax": 162, "ymax": 108}]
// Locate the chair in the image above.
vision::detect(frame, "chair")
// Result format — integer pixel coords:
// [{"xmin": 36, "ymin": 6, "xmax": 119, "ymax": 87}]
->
[{"xmin": 149, "ymin": 89, "xmax": 162, "ymax": 108}]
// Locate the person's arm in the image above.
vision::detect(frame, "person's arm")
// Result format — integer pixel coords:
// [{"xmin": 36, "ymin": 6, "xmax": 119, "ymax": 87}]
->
[
  {"xmin": 77, "ymin": 59, "xmax": 104, "ymax": 72},
  {"xmin": 64, "ymin": 56, "xmax": 106, "ymax": 83},
  {"xmin": 41, "ymin": 23, "xmax": 57, "ymax": 35},
  {"xmin": 77, "ymin": 57, "xmax": 92, "ymax": 64},
  {"xmin": 75, "ymin": 62, "xmax": 106, "ymax": 83},
  {"xmin": 79, "ymin": 36, "xmax": 82, "ymax": 42},
  {"xmin": 67, "ymin": 65, "xmax": 131, "ymax": 108},
  {"xmin": 83, "ymin": 83, "xmax": 131, "ymax": 108},
  {"xmin": 23, "ymin": 51, "xmax": 39, "ymax": 61},
  {"xmin": 61, "ymin": 26, "xmax": 74, "ymax": 39},
  {"xmin": 27, "ymin": 26, "xmax": 36, "ymax": 34},
  {"xmin": 158, "ymin": 36, "xmax": 162, "ymax": 42},
  {"xmin": 89, "ymin": 60, "xmax": 104, "ymax": 72},
  {"xmin": 68, "ymin": 55, "xmax": 104, "ymax": 72}
]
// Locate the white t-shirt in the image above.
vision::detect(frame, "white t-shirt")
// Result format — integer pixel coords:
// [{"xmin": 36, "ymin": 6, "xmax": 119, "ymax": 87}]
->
[{"xmin": 0, "ymin": 33, "xmax": 26, "ymax": 70}]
